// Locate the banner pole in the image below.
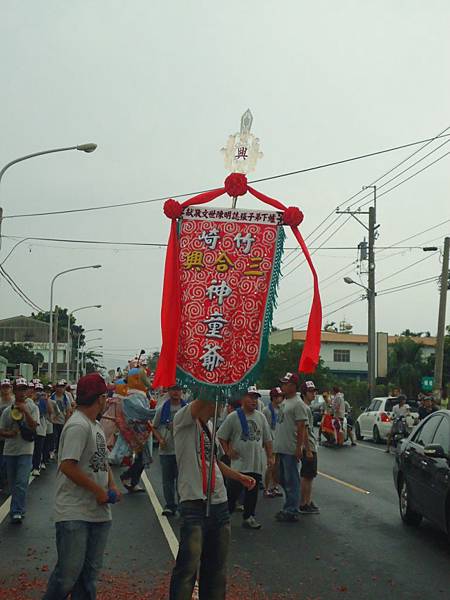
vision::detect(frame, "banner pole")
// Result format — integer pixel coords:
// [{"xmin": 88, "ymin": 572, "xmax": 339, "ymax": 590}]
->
[{"xmin": 206, "ymin": 394, "xmax": 220, "ymax": 517}]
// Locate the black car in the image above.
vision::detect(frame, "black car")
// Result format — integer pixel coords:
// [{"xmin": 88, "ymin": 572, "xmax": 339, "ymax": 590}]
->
[{"xmin": 393, "ymin": 409, "xmax": 450, "ymax": 542}]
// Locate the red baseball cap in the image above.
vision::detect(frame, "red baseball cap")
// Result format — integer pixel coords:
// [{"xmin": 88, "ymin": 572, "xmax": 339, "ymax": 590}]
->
[
  {"xmin": 279, "ymin": 372, "xmax": 299, "ymax": 385},
  {"xmin": 76, "ymin": 373, "xmax": 107, "ymax": 405},
  {"xmin": 300, "ymin": 380, "xmax": 317, "ymax": 395},
  {"xmin": 270, "ymin": 387, "xmax": 284, "ymax": 397}
]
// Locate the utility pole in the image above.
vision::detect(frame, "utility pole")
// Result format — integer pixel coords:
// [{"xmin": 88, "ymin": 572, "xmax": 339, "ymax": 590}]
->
[
  {"xmin": 338, "ymin": 186, "xmax": 378, "ymax": 400},
  {"xmin": 367, "ymin": 203, "xmax": 376, "ymax": 400},
  {"xmin": 434, "ymin": 236, "xmax": 450, "ymax": 394},
  {"xmin": 52, "ymin": 306, "xmax": 59, "ymax": 382}
]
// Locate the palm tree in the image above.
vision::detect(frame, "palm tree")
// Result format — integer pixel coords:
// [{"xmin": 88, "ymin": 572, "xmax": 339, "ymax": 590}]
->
[{"xmin": 388, "ymin": 338, "xmax": 428, "ymax": 397}]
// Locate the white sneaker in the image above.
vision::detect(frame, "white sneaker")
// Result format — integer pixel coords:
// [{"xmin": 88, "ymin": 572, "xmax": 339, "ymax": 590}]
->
[
  {"xmin": 40, "ymin": 463, "xmax": 46, "ymax": 471},
  {"xmin": 242, "ymin": 516, "xmax": 262, "ymax": 529},
  {"xmin": 32, "ymin": 469, "xmax": 40, "ymax": 476}
]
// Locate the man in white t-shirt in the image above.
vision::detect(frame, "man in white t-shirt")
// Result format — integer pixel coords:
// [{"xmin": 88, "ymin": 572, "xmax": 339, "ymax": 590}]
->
[
  {"xmin": 170, "ymin": 399, "xmax": 255, "ymax": 600},
  {"xmin": 0, "ymin": 378, "xmax": 39, "ymax": 524},
  {"xmin": 218, "ymin": 388, "xmax": 273, "ymax": 530},
  {"xmin": 386, "ymin": 395, "xmax": 410, "ymax": 453},
  {"xmin": 273, "ymin": 372, "xmax": 308, "ymax": 523},
  {"xmin": 43, "ymin": 373, "xmax": 121, "ymax": 600}
]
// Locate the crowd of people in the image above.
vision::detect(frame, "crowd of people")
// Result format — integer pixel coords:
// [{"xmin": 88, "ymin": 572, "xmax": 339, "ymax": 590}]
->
[{"xmin": 0, "ymin": 362, "xmax": 448, "ymax": 600}]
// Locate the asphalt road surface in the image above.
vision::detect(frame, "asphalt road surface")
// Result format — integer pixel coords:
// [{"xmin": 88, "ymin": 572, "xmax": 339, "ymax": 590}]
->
[{"xmin": 1, "ymin": 436, "xmax": 449, "ymax": 599}]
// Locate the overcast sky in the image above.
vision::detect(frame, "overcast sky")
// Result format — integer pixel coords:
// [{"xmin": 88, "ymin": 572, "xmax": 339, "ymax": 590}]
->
[{"xmin": 1, "ymin": 1, "xmax": 449, "ymax": 370}]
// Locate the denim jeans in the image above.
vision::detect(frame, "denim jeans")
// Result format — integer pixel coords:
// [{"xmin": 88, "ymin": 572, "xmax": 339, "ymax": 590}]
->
[
  {"xmin": 160, "ymin": 454, "xmax": 178, "ymax": 511},
  {"xmin": 227, "ymin": 472, "xmax": 261, "ymax": 519},
  {"xmin": 170, "ymin": 500, "xmax": 230, "ymax": 600},
  {"xmin": 32, "ymin": 435, "xmax": 46, "ymax": 470},
  {"xmin": 4, "ymin": 454, "xmax": 32, "ymax": 516},
  {"xmin": 43, "ymin": 520, "xmax": 111, "ymax": 600},
  {"xmin": 278, "ymin": 453, "xmax": 300, "ymax": 514},
  {"xmin": 121, "ymin": 451, "xmax": 144, "ymax": 487}
]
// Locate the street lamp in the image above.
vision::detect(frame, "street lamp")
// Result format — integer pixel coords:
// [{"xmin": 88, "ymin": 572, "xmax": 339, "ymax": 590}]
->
[
  {"xmin": 0, "ymin": 143, "xmax": 97, "ymax": 249},
  {"xmin": 76, "ymin": 329, "xmax": 103, "ymax": 381},
  {"xmin": 344, "ymin": 276, "xmax": 376, "ymax": 399},
  {"xmin": 66, "ymin": 305, "xmax": 102, "ymax": 381},
  {"xmin": 48, "ymin": 265, "xmax": 101, "ymax": 381}
]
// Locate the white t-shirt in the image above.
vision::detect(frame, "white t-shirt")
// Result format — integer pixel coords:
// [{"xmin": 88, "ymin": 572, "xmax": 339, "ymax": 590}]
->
[
  {"xmin": 273, "ymin": 395, "xmax": 308, "ymax": 455},
  {"xmin": 333, "ymin": 393, "xmax": 346, "ymax": 419},
  {"xmin": 153, "ymin": 401, "xmax": 184, "ymax": 455},
  {"xmin": 263, "ymin": 404, "xmax": 280, "ymax": 440},
  {"xmin": 393, "ymin": 404, "xmax": 410, "ymax": 418},
  {"xmin": 0, "ymin": 400, "xmax": 40, "ymax": 456},
  {"xmin": 54, "ymin": 410, "xmax": 111, "ymax": 523},
  {"xmin": 217, "ymin": 410, "xmax": 271, "ymax": 475},
  {"xmin": 173, "ymin": 404, "xmax": 227, "ymax": 505}
]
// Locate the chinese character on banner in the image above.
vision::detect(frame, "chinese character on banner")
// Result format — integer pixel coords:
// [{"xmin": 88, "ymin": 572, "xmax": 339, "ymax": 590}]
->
[
  {"xmin": 204, "ymin": 311, "xmax": 228, "ymax": 339},
  {"xmin": 244, "ymin": 256, "xmax": 264, "ymax": 277},
  {"xmin": 214, "ymin": 251, "xmax": 234, "ymax": 273},
  {"xmin": 205, "ymin": 279, "xmax": 232, "ymax": 305},
  {"xmin": 234, "ymin": 232, "xmax": 255, "ymax": 254},
  {"xmin": 184, "ymin": 251, "xmax": 205, "ymax": 271},
  {"xmin": 199, "ymin": 228, "xmax": 220, "ymax": 250},
  {"xmin": 200, "ymin": 343, "xmax": 225, "ymax": 372}
]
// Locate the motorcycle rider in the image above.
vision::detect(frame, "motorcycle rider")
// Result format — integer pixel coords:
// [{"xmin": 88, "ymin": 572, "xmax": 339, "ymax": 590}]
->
[{"xmin": 386, "ymin": 395, "xmax": 410, "ymax": 453}]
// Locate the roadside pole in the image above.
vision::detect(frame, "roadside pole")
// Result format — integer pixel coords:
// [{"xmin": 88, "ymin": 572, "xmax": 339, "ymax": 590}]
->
[{"xmin": 434, "ymin": 236, "xmax": 450, "ymax": 394}]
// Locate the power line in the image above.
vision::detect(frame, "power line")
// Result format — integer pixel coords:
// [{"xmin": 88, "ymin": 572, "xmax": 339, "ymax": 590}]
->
[
  {"xmin": 3, "ymin": 133, "xmax": 450, "ymax": 221},
  {"xmin": 0, "ymin": 265, "xmax": 43, "ymax": 312},
  {"xmin": 295, "ymin": 276, "xmax": 439, "ymax": 330},
  {"xmin": 280, "ymin": 125, "xmax": 450, "ymax": 277}
]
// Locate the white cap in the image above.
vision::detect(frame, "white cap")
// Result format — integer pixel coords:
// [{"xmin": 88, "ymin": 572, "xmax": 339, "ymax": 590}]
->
[
  {"xmin": 15, "ymin": 377, "xmax": 28, "ymax": 388},
  {"xmin": 57, "ymin": 380, "xmax": 66, "ymax": 386},
  {"xmin": 247, "ymin": 385, "xmax": 261, "ymax": 398},
  {"xmin": 1, "ymin": 378, "xmax": 11, "ymax": 386},
  {"xmin": 35, "ymin": 383, "xmax": 44, "ymax": 390}
]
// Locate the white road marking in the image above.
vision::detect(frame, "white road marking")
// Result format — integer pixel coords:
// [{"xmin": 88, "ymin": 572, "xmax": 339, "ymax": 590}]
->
[
  {"xmin": 0, "ymin": 475, "xmax": 35, "ymax": 525},
  {"xmin": 141, "ymin": 471, "xmax": 179, "ymax": 559},
  {"xmin": 356, "ymin": 441, "xmax": 389, "ymax": 454},
  {"xmin": 141, "ymin": 472, "xmax": 200, "ymax": 599}
]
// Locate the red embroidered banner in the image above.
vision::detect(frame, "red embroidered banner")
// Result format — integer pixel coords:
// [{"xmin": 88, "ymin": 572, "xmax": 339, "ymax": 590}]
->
[
  {"xmin": 177, "ymin": 206, "xmax": 284, "ymax": 389},
  {"xmin": 153, "ymin": 174, "xmax": 322, "ymax": 390}
]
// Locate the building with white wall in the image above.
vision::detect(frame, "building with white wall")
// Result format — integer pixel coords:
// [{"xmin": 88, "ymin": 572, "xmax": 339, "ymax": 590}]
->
[{"xmin": 269, "ymin": 328, "xmax": 436, "ymax": 379}]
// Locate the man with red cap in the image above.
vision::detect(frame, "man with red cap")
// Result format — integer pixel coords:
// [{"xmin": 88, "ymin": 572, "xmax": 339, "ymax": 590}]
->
[
  {"xmin": 273, "ymin": 373, "xmax": 308, "ymax": 523},
  {"xmin": 43, "ymin": 372, "xmax": 121, "ymax": 600}
]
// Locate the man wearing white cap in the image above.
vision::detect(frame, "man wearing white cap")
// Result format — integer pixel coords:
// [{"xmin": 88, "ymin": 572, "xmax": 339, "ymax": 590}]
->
[
  {"xmin": 0, "ymin": 379, "xmax": 14, "ymax": 491},
  {"xmin": 218, "ymin": 387, "xmax": 273, "ymax": 530},
  {"xmin": 0, "ymin": 378, "xmax": 39, "ymax": 523}
]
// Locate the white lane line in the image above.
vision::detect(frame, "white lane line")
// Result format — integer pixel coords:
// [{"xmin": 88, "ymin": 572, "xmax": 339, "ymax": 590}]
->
[
  {"xmin": 356, "ymin": 442, "xmax": 389, "ymax": 454},
  {"xmin": 0, "ymin": 475, "xmax": 35, "ymax": 525},
  {"xmin": 318, "ymin": 471, "xmax": 371, "ymax": 495},
  {"xmin": 141, "ymin": 471, "xmax": 178, "ymax": 559}
]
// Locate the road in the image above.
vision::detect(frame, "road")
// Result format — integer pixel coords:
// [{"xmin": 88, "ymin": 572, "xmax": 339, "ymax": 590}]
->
[{"xmin": 0, "ymin": 436, "xmax": 449, "ymax": 599}]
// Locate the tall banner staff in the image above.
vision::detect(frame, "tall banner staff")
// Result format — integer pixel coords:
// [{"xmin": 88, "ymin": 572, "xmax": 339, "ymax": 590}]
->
[{"xmin": 154, "ymin": 110, "xmax": 323, "ymax": 510}]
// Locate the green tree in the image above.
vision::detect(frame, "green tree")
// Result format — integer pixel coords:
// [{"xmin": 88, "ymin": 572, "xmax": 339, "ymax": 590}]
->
[
  {"xmin": 85, "ymin": 351, "xmax": 104, "ymax": 373},
  {"xmin": 257, "ymin": 341, "xmax": 333, "ymax": 390},
  {"xmin": 388, "ymin": 337, "xmax": 429, "ymax": 397},
  {"xmin": 32, "ymin": 309, "xmax": 85, "ymax": 352},
  {"xmin": 425, "ymin": 325, "xmax": 450, "ymax": 388},
  {"xmin": 0, "ymin": 343, "xmax": 44, "ymax": 372},
  {"xmin": 400, "ymin": 329, "xmax": 431, "ymax": 338}
]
